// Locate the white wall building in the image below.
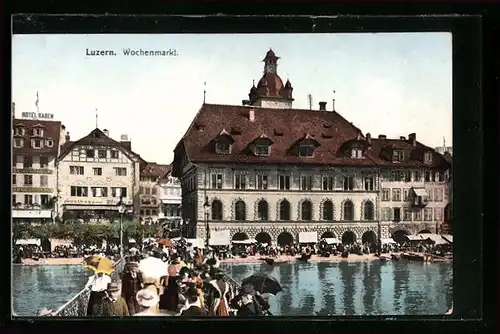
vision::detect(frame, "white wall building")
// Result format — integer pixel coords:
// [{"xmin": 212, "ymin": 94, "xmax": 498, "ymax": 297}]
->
[
  {"xmin": 157, "ymin": 171, "xmax": 182, "ymax": 227},
  {"xmin": 139, "ymin": 163, "xmax": 170, "ymax": 223},
  {"xmin": 56, "ymin": 129, "xmax": 145, "ymax": 221},
  {"xmin": 12, "ymin": 102, "xmax": 67, "ymax": 223}
]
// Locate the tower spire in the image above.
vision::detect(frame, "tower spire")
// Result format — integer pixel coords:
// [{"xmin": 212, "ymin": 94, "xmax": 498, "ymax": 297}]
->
[
  {"xmin": 35, "ymin": 91, "xmax": 40, "ymax": 113},
  {"xmin": 203, "ymin": 81, "xmax": 206, "ymax": 104},
  {"xmin": 332, "ymin": 90, "xmax": 336, "ymax": 111},
  {"xmin": 95, "ymin": 108, "xmax": 99, "ymax": 128}
]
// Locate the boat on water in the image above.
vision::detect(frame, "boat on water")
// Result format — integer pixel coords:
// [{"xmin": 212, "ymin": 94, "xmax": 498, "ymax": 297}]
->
[{"xmin": 401, "ymin": 252, "xmax": 425, "ymax": 262}]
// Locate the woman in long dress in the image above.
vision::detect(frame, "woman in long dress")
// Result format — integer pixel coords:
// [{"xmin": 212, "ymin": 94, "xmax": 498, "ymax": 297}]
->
[{"xmin": 207, "ymin": 273, "xmax": 233, "ymax": 316}]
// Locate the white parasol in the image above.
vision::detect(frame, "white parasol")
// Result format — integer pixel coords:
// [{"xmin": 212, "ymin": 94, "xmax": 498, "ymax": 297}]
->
[{"xmin": 139, "ymin": 256, "xmax": 168, "ymax": 280}]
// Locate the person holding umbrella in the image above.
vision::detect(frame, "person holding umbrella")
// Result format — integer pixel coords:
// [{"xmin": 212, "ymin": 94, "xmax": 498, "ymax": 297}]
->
[
  {"xmin": 230, "ymin": 283, "xmax": 270, "ymax": 316},
  {"xmin": 83, "ymin": 256, "xmax": 114, "ymax": 316}
]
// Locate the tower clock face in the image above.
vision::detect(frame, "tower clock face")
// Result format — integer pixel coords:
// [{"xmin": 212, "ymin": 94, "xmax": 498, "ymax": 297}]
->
[{"xmin": 266, "ymin": 65, "xmax": 276, "ymax": 73}]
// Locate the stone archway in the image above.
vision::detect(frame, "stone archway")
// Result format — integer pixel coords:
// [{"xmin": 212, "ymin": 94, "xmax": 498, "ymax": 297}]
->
[
  {"xmin": 418, "ymin": 229, "xmax": 432, "ymax": 234},
  {"xmin": 321, "ymin": 231, "xmax": 336, "ymax": 239},
  {"xmin": 255, "ymin": 232, "xmax": 272, "ymax": 245},
  {"xmin": 361, "ymin": 230, "xmax": 377, "ymax": 245},
  {"xmin": 232, "ymin": 232, "xmax": 249, "ymax": 241},
  {"xmin": 277, "ymin": 232, "xmax": 294, "ymax": 247},
  {"xmin": 341, "ymin": 231, "xmax": 356, "ymax": 245},
  {"xmin": 391, "ymin": 230, "xmax": 409, "ymax": 243}
]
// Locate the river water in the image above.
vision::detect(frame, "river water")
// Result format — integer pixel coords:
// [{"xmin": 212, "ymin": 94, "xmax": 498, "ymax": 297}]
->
[
  {"xmin": 12, "ymin": 260, "xmax": 452, "ymax": 316},
  {"xmin": 221, "ymin": 260, "xmax": 453, "ymax": 316}
]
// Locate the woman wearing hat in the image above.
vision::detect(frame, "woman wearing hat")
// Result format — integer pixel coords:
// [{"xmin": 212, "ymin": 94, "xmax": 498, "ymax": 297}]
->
[
  {"xmin": 207, "ymin": 272, "xmax": 233, "ymax": 316},
  {"xmin": 84, "ymin": 272, "xmax": 112, "ymax": 316},
  {"xmin": 121, "ymin": 262, "xmax": 143, "ymax": 315},
  {"xmin": 134, "ymin": 289, "xmax": 160, "ymax": 316}
]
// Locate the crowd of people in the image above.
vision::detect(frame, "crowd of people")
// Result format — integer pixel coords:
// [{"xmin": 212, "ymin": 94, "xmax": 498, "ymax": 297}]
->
[
  {"xmin": 13, "ymin": 242, "xmax": 122, "ymax": 263},
  {"xmin": 83, "ymin": 240, "xmax": 271, "ymax": 317}
]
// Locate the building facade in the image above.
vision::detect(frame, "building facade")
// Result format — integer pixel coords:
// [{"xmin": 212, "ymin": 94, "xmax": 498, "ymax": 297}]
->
[
  {"xmin": 139, "ymin": 163, "xmax": 170, "ymax": 224},
  {"xmin": 157, "ymin": 171, "xmax": 182, "ymax": 219},
  {"xmin": 12, "ymin": 102, "xmax": 67, "ymax": 223},
  {"xmin": 172, "ymin": 49, "xmax": 451, "ymax": 246},
  {"xmin": 56, "ymin": 129, "xmax": 145, "ymax": 222}
]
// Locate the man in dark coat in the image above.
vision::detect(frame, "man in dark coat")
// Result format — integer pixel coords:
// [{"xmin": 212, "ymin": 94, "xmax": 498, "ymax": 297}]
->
[
  {"xmin": 180, "ymin": 283, "xmax": 207, "ymax": 316},
  {"xmin": 120, "ymin": 262, "xmax": 143, "ymax": 315}
]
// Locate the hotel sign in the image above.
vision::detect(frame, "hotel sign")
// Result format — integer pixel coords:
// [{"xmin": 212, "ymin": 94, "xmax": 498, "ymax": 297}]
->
[
  {"xmin": 64, "ymin": 198, "xmax": 132, "ymax": 206},
  {"xmin": 21, "ymin": 112, "xmax": 55, "ymax": 120}
]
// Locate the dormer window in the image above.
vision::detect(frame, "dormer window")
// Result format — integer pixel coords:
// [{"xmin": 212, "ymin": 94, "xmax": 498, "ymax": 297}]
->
[
  {"xmin": 14, "ymin": 127, "xmax": 25, "ymax": 136},
  {"xmin": 424, "ymin": 151, "xmax": 433, "ymax": 164},
  {"xmin": 33, "ymin": 128, "xmax": 43, "ymax": 137},
  {"xmin": 299, "ymin": 143, "xmax": 314, "ymax": 157},
  {"xmin": 252, "ymin": 135, "xmax": 273, "ymax": 156},
  {"xmin": 392, "ymin": 149, "xmax": 404, "ymax": 162},
  {"xmin": 255, "ymin": 143, "xmax": 269, "ymax": 156},
  {"xmin": 32, "ymin": 139, "xmax": 43, "ymax": 149},
  {"xmin": 351, "ymin": 144, "xmax": 364, "ymax": 159},
  {"xmin": 14, "ymin": 138, "xmax": 24, "ymax": 148},
  {"xmin": 215, "ymin": 140, "xmax": 231, "ymax": 154},
  {"xmin": 46, "ymin": 139, "xmax": 54, "ymax": 147}
]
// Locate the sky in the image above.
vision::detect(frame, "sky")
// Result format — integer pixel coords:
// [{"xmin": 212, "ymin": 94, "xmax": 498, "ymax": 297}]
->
[{"xmin": 12, "ymin": 33, "xmax": 452, "ymax": 164}]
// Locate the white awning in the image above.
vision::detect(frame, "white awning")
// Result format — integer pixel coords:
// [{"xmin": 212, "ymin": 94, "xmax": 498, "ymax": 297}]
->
[
  {"xmin": 128, "ymin": 238, "xmax": 136, "ymax": 243},
  {"xmin": 185, "ymin": 238, "xmax": 205, "ymax": 249},
  {"xmin": 210, "ymin": 230, "xmax": 231, "ymax": 246},
  {"xmin": 12, "ymin": 209, "xmax": 52, "ymax": 219},
  {"xmin": 322, "ymin": 238, "xmax": 340, "ymax": 245},
  {"xmin": 441, "ymin": 234, "xmax": 453, "ymax": 244},
  {"xmin": 232, "ymin": 239, "xmax": 257, "ymax": 245},
  {"xmin": 412, "ymin": 188, "xmax": 428, "ymax": 197},
  {"xmin": 299, "ymin": 232, "xmax": 318, "ymax": 244},
  {"xmin": 407, "ymin": 235, "xmax": 423, "ymax": 241},
  {"xmin": 381, "ymin": 238, "xmax": 397, "ymax": 244},
  {"xmin": 418, "ymin": 233, "xmax": 448, "ymax": 245},
  {"xmin": 16, "ymin": 239, "xmax": 41, "ymax": 246}
]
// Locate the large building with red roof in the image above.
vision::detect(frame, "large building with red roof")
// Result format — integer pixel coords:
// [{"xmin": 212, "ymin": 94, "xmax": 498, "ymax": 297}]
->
[
  {"xmin": 12, "ymin": 103, "xmax": 68, "ymax": 223},
  {"xmin": 172, "ymin": 49, "xmax": 451, "ymax": 246}
]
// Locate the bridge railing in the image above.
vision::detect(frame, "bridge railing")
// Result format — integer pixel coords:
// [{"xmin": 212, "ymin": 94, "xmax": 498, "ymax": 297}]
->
[{"xmin": 52, "ymin": 258, "xmax": 125, "ymax": 317}]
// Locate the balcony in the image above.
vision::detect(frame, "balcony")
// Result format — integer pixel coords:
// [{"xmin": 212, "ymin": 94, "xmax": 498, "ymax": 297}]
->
[
  {"xmin": 13, "ymin": 168, "xmax": 53, "ymax": 174},
  {"xmin": 410, "ymin": 188, "xmax": 429, "ymax": 208},
  {"xmin": 12, "ymin": 187, "xmax": 53, "ymax": 193}
]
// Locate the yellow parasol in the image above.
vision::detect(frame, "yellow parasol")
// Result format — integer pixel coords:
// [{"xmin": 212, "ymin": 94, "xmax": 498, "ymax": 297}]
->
[{"xmin": 82, "ymin": 255, "xmax": 114, "ymax": 275}]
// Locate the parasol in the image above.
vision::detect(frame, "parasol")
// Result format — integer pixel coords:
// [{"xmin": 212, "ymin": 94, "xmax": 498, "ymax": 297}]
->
[
  {"xmin": 157, "ymin": 238, "xmax": 173, "ymax": 248},
  {"xmin": 241, "ymin": 273, "xmax": 282, "ymax": 295},
  {"xmin": 82, "ymin": 255, "xmax": 114, "ymax": 275}
]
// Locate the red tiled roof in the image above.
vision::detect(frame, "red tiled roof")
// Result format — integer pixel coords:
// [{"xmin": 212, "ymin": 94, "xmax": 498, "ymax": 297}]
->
[
  {"xmin": 13, "ymin": 118, "xmax": 62, "ymax": 156},
  {"xmin": 175, "ymin": 104, "xmax": 451, "ymax": 170},
  {"xmin": 58, "ymin": 128, "xmax": 147, "ymax": 166},
  {"xmin": 141, "ymin": 163, "xmax": 171, "ymax": 178}
]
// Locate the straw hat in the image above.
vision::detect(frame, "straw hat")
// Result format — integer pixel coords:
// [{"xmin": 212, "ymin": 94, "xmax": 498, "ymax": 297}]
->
[{"xmin": 136, "ymin": 289, "xmax": 159, "ymax": 308}]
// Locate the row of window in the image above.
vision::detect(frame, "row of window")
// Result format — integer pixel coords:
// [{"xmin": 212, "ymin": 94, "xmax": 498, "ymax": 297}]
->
[
  {"xmin": 140, "ymin": 207, "xmax": 182, "ymax": 217},
  {"xmin": 13, "ymin": 194, "xmax": 51, "ymax": 206},
  {"xmin": 69, "ymin": 166, "xmax": 127, "ymax": 176},
  {"xmin": 140, "ymin": 209, "xmax": 158, "ymax": 216},
  {"xmin": 140, "ymin": 186, "xmax": 157, "ymax": 195},
  {"xmin": 209, "ymin": 199, "xmax": 375, "ymax": 221},
  {"xmin": 381, "ymin": 188, "xmax": 444, "ymax": 202},
  {"xmin": 13, "ymin": 138, "xmax": 54, "ymax": 149},
  {"xmin": 70, "ymin": 186, "xmax": 128, "ymax": 197},
  {"xmin": 208, "ymin": 199, "xmax": 444, "ymax": 222},
  {"xmin": 380, "ymin": 207, "xmax": 442, "ymax": 221},
  {"xmin": 77, "ymin": 149, "xmax": 120, "ymax": 159},
  {"xmin": 14, "ymin": 127, "xmax": 44, "ymax": 137},
  {"xmin": 13, "ymin": 156, "xmax": 50, "ymax": 168},
  {"xmin": 382, "ymin": 170, "xmax": 445, "ymax": 182},
  {"xmin": 13, "ymin": 174, "xmax": 49, "ymax": 187}
]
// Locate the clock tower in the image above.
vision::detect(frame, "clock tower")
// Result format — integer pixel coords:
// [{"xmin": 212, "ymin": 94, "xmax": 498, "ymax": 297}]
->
[{"xmin": 247, "ymin": 49, "xmax": 294, "ymax": 109}]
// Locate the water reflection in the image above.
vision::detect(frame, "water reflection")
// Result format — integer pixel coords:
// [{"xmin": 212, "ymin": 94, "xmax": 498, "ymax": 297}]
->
[
  {"xmin": 13, "ymin": 265, "xmax": 90, "ymax": 316},
  {"xmin": 222, "ymin": 260, "xmax": 452, "ymax": 316}
]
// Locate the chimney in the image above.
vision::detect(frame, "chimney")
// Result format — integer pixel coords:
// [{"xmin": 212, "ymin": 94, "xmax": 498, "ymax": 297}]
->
[
  {"xmin": 378, "ymin": 134, "xmax": 387, "ymax": 139},
  {"xmin": 399, "ymin": 136, "xmax": 406, "ymax": 140},
  {"xmin": 249, "ymin": 109, "xmax": 255, "ymax": 122},
  {"xmin": 366, "ymin": 133, "xmax": 372, "ymax": 144},
  {"xmin": 319, "ymin": 101, "xmax": 327, "ymax": 111},
  {"xmin": 242, "ymin": 100, "xmax": 251, "ymax": 106},
  {"xmin": 65, "ymin": 132, "xmax": 70, "ymax": 141},
  {"xmin": 103, "ymin": 129, "xmax": 109, "ymax": 137},
  {"xmin": 408, "ymin": 133, "xmax": 416, "ymax": 146}
]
